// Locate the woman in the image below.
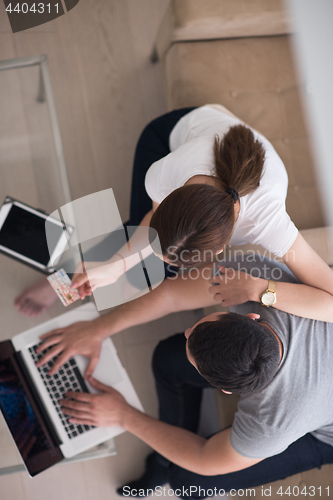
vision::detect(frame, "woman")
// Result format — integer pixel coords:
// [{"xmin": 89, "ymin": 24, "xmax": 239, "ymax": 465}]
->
[{"xmin": 16, "ymin": 105, "xmax": 333, "ymax": 322}]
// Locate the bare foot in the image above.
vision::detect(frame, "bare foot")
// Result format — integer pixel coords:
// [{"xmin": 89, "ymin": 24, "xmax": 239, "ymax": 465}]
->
[{"xmin": 15, "ymin": 278, "xmax": 58, "ymax": 317}]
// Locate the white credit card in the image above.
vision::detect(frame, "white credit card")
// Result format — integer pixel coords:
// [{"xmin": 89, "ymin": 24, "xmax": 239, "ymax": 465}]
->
[{"xmin": 47, "ymin": 269, "xmax": 80, "ymax": 306}]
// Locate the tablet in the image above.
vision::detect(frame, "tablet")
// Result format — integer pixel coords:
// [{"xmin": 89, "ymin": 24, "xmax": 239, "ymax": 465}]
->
[{"xmin": 0, "ymin": 197, "xmax": 70, "ymax": 274}]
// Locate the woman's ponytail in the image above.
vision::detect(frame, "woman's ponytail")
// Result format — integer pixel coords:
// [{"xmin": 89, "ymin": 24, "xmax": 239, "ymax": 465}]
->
[{"xmin": 214, "ymin": 124, "xmax": 265, "ymax": 198}]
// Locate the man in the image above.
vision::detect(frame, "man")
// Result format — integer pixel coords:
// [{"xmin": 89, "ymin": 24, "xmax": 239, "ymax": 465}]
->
[{"xmin": 38, "ymin": 257, "xmax": 333, "ymax": 497}]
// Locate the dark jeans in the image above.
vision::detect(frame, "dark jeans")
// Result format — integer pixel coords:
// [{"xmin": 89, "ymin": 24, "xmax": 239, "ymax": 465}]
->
[
  {"xmin": 152, "ymin": 334, "xmax": 333, "ymax": 498},
  {"xmin": 127, "ymin": 108, "xmax": 195, "ymax": 227},
  {"xmin": 126, "ymin": 108, "xmax": 195, "ymax": 279}
]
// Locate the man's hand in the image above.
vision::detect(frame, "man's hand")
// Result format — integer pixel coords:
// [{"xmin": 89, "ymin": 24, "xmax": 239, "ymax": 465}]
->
[
  {"xmin": 60, "ymin": 377, "xmax": 131, "ymax": 427},
  {"xmin": 60, "ymin": 379, "xmax": 262, "ymax": 477},
  {"xmin": 208, "ymin": 266, "xmax": 267, "ymax": 307},
  {"xmin": 36, "ymin": 320, "xmax": 105, "ymax": 377}
]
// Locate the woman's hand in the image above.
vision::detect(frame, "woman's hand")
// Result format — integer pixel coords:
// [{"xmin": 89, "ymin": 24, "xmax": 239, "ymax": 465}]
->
[
  {"xmin": 70, "ymin": 206, "xmax": 159, "ymax": 300},
  {"xmin": 71, "ymin": 257, "xmax": 126, "ymax": 300},
  {"xmin": 208, "ymin": 265, "xmax": 267, "ymax": 307},
  {"xmin": 60, "ymin": 377, "xmax": 132, "ymax": 428}
]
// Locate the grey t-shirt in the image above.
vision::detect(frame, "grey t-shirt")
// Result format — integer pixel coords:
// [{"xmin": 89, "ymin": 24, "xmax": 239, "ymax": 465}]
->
[{"xmin": 214, "ymin": 256, "xmax": 333, "ymax": 459}]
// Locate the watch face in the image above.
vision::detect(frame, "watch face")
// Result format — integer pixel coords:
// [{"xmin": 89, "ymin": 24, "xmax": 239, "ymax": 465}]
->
[{"xmin": 261, "ymin": 292, "xmax": 276, "ymax": 307}]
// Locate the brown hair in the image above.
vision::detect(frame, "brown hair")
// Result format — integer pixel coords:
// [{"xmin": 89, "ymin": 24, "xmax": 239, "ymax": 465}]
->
[{"xmin": 150, "ymin": 124, "xmax": 265, "ymax": 266}]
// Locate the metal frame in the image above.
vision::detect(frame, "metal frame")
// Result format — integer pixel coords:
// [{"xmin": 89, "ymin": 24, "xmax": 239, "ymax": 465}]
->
[
  {"xmin": 0, "ymin": 55, "xmax": 117, "ymax": 475},
  {"xmin": 0, "ymin": 54, "xmax": 72, "ymax": 206}
]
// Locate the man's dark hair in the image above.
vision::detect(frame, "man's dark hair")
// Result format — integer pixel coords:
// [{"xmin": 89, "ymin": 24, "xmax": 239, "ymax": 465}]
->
[{"xmin": 187, "ymin": 312, "xmax": 280, "ymax": 394}]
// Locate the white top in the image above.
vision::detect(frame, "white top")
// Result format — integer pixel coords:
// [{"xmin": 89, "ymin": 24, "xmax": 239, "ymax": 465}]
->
[{"xmin": 145, "ymin": 106, "xmax": 298, "ymax": 258}]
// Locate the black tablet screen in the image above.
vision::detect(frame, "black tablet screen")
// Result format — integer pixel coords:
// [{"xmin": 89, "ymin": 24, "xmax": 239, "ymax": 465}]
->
[{"xmin": 0, "ymin": 205, "xmax": 64, "ymax": 266}]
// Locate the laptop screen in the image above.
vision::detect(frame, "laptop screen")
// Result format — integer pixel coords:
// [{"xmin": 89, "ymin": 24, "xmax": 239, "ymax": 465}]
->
[
  {"xmin": 0, "ymin": 357, "xmax": 50, "ymax": 459},
  {"xmin": 0, "ymin": 342, "xmax": 63, "ymax": 476}
]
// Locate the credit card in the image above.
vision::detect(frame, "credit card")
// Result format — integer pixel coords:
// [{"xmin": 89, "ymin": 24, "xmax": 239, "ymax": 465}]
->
[{"xmin": 47, "ymin": 269, "xmax": 80, "ymax": 306}]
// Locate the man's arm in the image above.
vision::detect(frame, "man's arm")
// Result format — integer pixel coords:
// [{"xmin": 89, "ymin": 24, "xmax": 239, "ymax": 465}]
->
[
  {"xmin": 60, "ymin": 377, "xmax": 262, "ymax": 475},
  {"xmin": 38, "ymin": 263, "xmax": 217, "ymax": 374},
  {"xmin": 121, "ymin": 409, "xmax": 261, "ymax": 476}
]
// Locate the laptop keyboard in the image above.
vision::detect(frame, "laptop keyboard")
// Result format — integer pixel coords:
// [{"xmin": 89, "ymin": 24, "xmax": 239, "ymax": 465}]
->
[{"xmin": 28, "ymin": 345, "xmax": 93, "ymax": 439}]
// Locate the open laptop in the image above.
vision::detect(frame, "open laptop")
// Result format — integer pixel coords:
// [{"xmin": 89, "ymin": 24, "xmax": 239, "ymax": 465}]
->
[{"xmin": 0, "ymin": 302, "xmax": 143, "ymax": 476}]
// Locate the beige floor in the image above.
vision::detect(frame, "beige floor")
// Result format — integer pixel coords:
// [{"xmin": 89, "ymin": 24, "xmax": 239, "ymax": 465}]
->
[{"xmin": 0, "ymin": 0, "xmax": 185, "ymax": 498}]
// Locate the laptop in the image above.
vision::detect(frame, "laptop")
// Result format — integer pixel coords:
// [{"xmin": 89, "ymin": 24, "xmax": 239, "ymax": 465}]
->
[{"xmin": 0, "ymin": 302, "xmax": 143, "ymax": 476}]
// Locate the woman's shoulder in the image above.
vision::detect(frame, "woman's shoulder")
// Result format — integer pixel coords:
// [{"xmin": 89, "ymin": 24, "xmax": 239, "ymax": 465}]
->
[
  {"xmin": 233, "ymin": 190, "xmax": 298, "ymax": 257},
  {"xmin": 144, "ymin": 137, "xmax": 216, "ymax": 204},
  {"xmin": 170, "ymin": 106, "xmax": 243, "ymax": 150}
]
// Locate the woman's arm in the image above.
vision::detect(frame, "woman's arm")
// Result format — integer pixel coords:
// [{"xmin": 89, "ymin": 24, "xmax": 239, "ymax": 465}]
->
[
  {"xmin": 72, "ymin": 201, "xmax": 160, "ymax": 298},
  {"xmin": 209, "ymin": 234, "xmax": 333, "ymax": 322},
  {"xmin": 274, "ymin": 233, "xmax": 333, "ymax": 321}
]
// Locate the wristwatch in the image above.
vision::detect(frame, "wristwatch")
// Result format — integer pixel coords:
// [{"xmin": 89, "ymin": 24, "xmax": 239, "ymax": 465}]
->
[{"xmin": 260, "ymin": 280, "xmax": 277, "ymax": 307}]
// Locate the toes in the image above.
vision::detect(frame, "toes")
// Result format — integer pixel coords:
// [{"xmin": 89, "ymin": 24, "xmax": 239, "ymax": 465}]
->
[
  {"xmin": 15, "ymin": 298, "xmax": 28, "ymax": 312},
  {"xmin": 14, "ymin": 294, "xmax": 26, "ymax": 309},
  {"xmin": 20, "ymin": 300, "xmax": 34, "ymax": 316},
  {"xmin": 19, "ymin": 300, "xmax": 44, "ymax": 317}
]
